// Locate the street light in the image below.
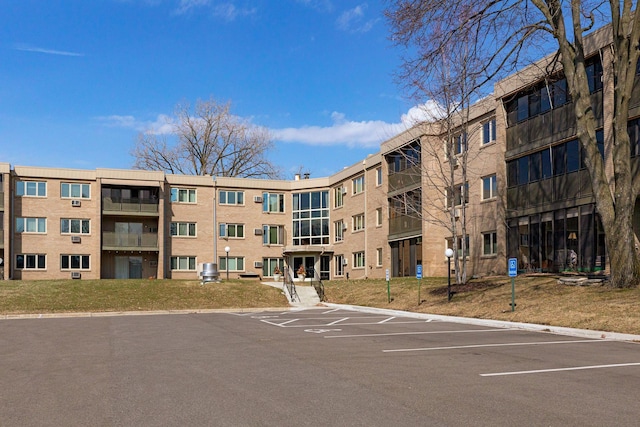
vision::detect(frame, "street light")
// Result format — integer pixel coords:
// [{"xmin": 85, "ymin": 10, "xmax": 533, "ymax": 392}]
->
[
  {"xmin": 224, "ymin": 246, "xmax": 230, "ymax": 280},
  {"xmin": 445, "ymin": 248, "xmax": 454, "ymax": 302}
]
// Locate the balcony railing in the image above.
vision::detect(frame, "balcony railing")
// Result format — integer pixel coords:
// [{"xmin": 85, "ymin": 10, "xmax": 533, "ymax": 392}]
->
[
  {"xmin": 389, "ymin": 215, "xmax": 422, "ymax": 237},
  {"xmin": 102, "ymin": 197, "xmax": 159, "ymax": 215},
  {"xmin": 388, "ymin": 166, "xmax": 421, "ymax": 193},
  {"xmin": 102, "ymin": 232, "xmax": 158, "ymax": 249}
]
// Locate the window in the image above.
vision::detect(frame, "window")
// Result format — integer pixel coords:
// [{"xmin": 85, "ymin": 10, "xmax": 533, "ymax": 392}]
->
[
  {"xmin": 376, "ymin": 167, "xmax": 383, "ymax": 186},
  {"xmin": 61, "ymin": 255, "xmax": 90, "ymax": 270},
  {"xmin": 483, "ymin": 232, "xmax": 498, "ymax": 256},
  {"xmin": 455, "ymin": 133, "xmax": 467, "ymax": 154},
  {"xmin": 376, "ymin": 248, "xmax": 383, "ymax": 267},
  {"xmin": 353, "ymin": 251, "xmax": 365, "ymax": 268},
  {"xmin": 376, "ymin": 208, "xmax": 383, "ymax": 226},
  {"xmin": 16, "ymin": 217, "xmax": 46, "ymax": 233},
  {"xmin": 171, "ymin": 222, "xmax": 197, "ymax": 237},
  {"xmin": 388, "ymin": 141, "xmax": 421, "ymax": 173},
  {"xmin": 262, "ymin": 258, "xmax": 284, "ymax": 277},
  {"xmin": 16, "ymin": 181, "xmax": 46, "ymax": 197},
  {"xmin": 292, "ymin": 191, "xmax": 329, "ymax": 245},
  {"xmin": 334, "ymin": 220, "xmax": 345, "ymax": 242},
  {"xmin": 61, "ymin": 219, "xmax": 90, "ymax": 234},
  {"xmin": 353, "ymin": 214, "xmax": 365, "ymax": 231},
  {"xmin": 219, "ymin": 190, "xmax": 244, "ymax": 205},
  {"xmin": 171, "ymin": 188, "xmax": 196, "ymax": 203},
  {"xmin": 61, "ymin": 183, "xmax": 90, "ymax": 199},
  {"xmin": 171, "ymin": 256, "xmax": 196, "ymax": 271},
  {"xmin": 335, "ymin": 255, "xmax": 344, "ymax": 276},
  {"xmin": 219, "ymin": 256, "xmax": 244, "ymax": 271},
  {"xmin": 16, "ymin": 254, "xmax": 46, "ymax": 270},
  {"xmin": 482, "ymin": 120, "xmax": 496, "ymax": 145},
  {"xmin": 447, "ymin": 183, "xmax": 468, "ymax": 208},
  {"xmin": 263, "ymin": 225, "xmax": 283, "ymax": 245},
  {"xmin": 352, "ymin": 175, "xmax": 365, "ymax": 194},
  {"xmin": 334, "ymin": 186, "xmax": 345, "ymax": 208},
  {"xmin": 482, "ymin": 175, "xmax": 497, "ymax": 200},
  {"xmin": 447, "ymin": 235, "xmax": 470, "ymax": 258},
  {"xmin": 263, "ymin": 192, "xmax": 285, "ymax": 213},
  {"xmin": 219, "ymin": 223, "xmax": 244, "ymax": 238}
]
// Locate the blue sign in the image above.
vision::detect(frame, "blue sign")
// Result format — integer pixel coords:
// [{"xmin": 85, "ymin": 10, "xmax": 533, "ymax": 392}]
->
[
  {"xmin": 508, "ymin": 258, "xmax": 518, "ymax": 277},
  {"xmin": 416, "ymin": 264, "xmax": 423, "ymax": 279}
]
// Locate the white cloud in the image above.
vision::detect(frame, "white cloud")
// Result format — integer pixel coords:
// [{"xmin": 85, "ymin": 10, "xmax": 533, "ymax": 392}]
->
[
  {"xmin": 336, "ymin": 4, "xmax": 378, "ymax": 33},
  {"xmin": 213, "ymin": 3, "xmax": 257, "ymax": 21},
  {"xmin": 271, "ymin": 101, "xmax": 444, "ymax": 148},
  {"xmin": 12, "ymin": 44, "xmax": 83, "ymax": 57},
  {"xmin": 295, "ymin": 0, "xmax": 334, "ymax": 13},
  {"xmin": 96, "ymin": 114, "xmax": 174, "ymax": 134},
  {"xmin": 174, "ymin": 0, "xmax": 210, "ymax": 15}
]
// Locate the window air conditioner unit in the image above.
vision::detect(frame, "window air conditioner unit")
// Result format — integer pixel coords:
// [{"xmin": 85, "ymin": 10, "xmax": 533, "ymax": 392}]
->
[
  {"xmin": 71, "ymin": 272, "xmax": 81, "ymax": 279},
  {"xmin": 343, "ymin": 258, "xmax": 348, "ymax": 266},
  {"xmin": 71, "ymin": 200, "xmax": 81, "ymax": 207},
  {"xmin": 254, "ymin": 228, "xmax": 263, "ymax": 235},
  {"xmin": 342, "ymin": 224, "xmax": 348, "ymax": 231},
  {"xmin": 253, "ymin": 196, "xmax": 263, "ymax": 203},
  {"xmin": 454, "ymin": 207, "xmax": 462, "ymax": 218},
  {"xmin": 254, "ymin": 261, "xmax": 263, "ymax": 268},
  {"xmin": 71, "ymin": 235, "xmax": 81, "ymax": 243},
  {"xmin": 342, "ymin": 187, "xmax": 347, "ymax": 195}
]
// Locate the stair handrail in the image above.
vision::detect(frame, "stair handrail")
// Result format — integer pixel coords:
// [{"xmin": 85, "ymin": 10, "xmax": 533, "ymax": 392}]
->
[{"xmin": 283, "ymin": 266, "xmax": 299, "ymax": 303}]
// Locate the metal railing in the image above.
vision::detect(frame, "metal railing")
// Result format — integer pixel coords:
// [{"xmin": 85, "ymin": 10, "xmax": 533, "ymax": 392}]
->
[
  {"xmin": 283, "ymin": 268, "xmax": 299, "ymax": 303},
  {"xmin": 307, "ymin": 268, "xmax": 326, "ymax": 302},
  {"xmin": 102, "ymin": 197, "xmax": 159, "ymax": 214},
  {"xmin": 102, "ymin": 232, "xmax": 158, "ymax": 249}
]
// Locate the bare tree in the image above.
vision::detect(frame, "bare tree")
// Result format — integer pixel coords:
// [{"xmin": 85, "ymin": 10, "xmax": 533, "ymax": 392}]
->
[
  {"xmin": 387, "ymin": 0, "xmax": 640, "ymax": 287},
  {"xmin": 132, "ymin": 98, "xmax": 282, "ymax": 179}
]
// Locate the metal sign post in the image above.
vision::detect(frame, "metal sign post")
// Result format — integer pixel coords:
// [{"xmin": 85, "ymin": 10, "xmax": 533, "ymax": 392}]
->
[
  {"xmin": 416, "ymin": 264, "xmax": 423, "ymax": 305},
  {"xmin": 386, "ymin": 269, "xmax": 390, "ymax": 303},
  {"xmin": 508, "ymin": 258, "xmax": 517, "ymax": 312}
]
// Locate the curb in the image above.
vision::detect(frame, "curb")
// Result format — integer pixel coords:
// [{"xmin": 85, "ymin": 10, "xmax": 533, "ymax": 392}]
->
[
  {"xmin": 0, "ymin": 307, "xmax": 286, "ymax": 320},
  {"xmin": 323, "ymin": 303, "xmax": 640, "ymax": 343}
]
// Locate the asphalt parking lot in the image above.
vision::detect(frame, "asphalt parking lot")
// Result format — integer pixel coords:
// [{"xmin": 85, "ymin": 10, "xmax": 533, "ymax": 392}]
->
[{"xmin": 1, "ymin": 306, "xmax": 639, "ymax": 426}]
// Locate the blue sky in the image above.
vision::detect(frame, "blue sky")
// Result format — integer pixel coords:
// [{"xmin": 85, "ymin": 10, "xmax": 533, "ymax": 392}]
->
[{"xmin": 1, "ymin": 0, "xmax": 428, "ymax": 178}]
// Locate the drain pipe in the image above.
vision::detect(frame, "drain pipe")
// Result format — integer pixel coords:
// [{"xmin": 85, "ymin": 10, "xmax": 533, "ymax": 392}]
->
[{"xmin": 212, "ymin": 176, "xmax": 217, "ymax": 266}]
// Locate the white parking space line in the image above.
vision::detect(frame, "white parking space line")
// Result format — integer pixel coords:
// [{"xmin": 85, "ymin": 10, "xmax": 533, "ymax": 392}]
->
[
  {"xmin": 383, "ymin": 339, "xmax": 607, "ymax": 353},
  {"xmin": 322, "ymin": 308, "xmax": 341, "ymax": 314},
  {"xmin": 377, "ymin": 317, "xmax": 395, "ymax": 324},
  {"xmin": 324, "ymin": 328, "xmax": 513, "ymax": 339},
  {"xmin": 481, "ymin": 362, "xmax": 640, "ymax": 377},
  {"xmin": 327, "ymin": 318, "xmax": 349, "ymax": 326}
]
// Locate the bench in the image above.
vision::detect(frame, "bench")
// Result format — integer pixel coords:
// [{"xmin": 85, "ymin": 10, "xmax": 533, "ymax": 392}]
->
[{"xmin": 238, "ymin": 273, "xmax": 261, "ymax": 280}]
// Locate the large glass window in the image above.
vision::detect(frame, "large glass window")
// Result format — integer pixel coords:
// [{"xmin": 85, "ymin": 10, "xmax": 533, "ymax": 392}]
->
[
  {"xmin": 219, "ymin": 190, "xmax": 244, "ymax": 205},
  {"xmin": 16, "ymin": 217, "xmax": 46, "ymax": 233},
  {"xmin": 61, "ymin": 183, "xmax": 90, "ymax": 199},
  {"xmin": 334, "ymin": 220, "xmax": 344, "ymax": 242},
  {"xmin": 16, "ymin": 181, "xmax": 46, "ymax": 197},
  {"xmin": 292, "ymin": 191, "xmax": 329, "ymax": 245},
  {"xmin": 171, "ymin": 222, "xmax": 197, "ymax": 237},
  {"xmin": 171, "ymin": 188, "xmax": 196, "ymax": 203},
  {"xmin": 61, "ymin": 219, "xmax": 90, "ymax": 234},
  {"xmin": 353, "ymin": 214, "xmax": 365, "ymax": 231},
  {"xmin": 262, "ymin": 258, "xmax": 284, "ymax": 277},
  {"xmin": 61, "ymin": 255, "xmax": 90, "ymax": 270},
  {"xmin": 353, "ymin": 251, "xmax": 365, "ymax": 268},
  {"xmin": 219, "ymin": 223, "xmax": 244, "ymax": 238},
  {"xmin": 352, "ymin": 175, "xmax": 365, "ymax": 194},
  {"xmin": 171, "ymin": 256, "xmax": 196, "ymax": 271},
  {"xmin": 262, "ymin": 225, "xmax": 283, "ymax": 245},
  {"xmin": 16, "ymin": 254, "xmax": 46, "ymax": 269},
  {"xmin": 335, "ymin": 255, "xmax": 344, "ymax": 276},
  {"xmin": 219, "ymin": 257, "xmax": 244, "ymax": 271},
  {"xmin": 482, "ymin": 119, "xmax": 496, "ymax": 145},
  {"xmin": 483, "ymin": 232, "xmax": 498, "ymax": 255},
  {"xmin": 334, "ymin": 186, "xmax": 345, "ymax": 208},
  {"xmin": 263, "ymin": 192, "xmax": 285, "ymax": 213}
]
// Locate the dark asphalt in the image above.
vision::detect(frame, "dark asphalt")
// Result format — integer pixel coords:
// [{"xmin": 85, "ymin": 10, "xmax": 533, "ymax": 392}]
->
[{"xmin": 1, "ymin": 307, "xmax": 639, "ymax": 426}]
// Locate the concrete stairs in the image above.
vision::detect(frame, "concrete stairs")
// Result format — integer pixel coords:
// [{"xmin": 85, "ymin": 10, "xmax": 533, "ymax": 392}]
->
[{"xmin": 262, "ymin": 281, "xmax": 321, "ymax": 307}]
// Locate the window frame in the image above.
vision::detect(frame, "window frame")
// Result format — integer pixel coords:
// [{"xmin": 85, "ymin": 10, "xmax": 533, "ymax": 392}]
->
[
  {"xmin": 353, "ymin": 251, "xmax": 365, "ymax": 268},
  {"xmin": 333, "ymin": 186, "xmax": 345, "ymax": 208},
  {"xmin": 61, "ymin": 182, "xmax": 91, "ymax": 199},
  {"xmin": 60, "ymin": 218, "xmax": 90, "ymax": 234},
  {"xmin": 482, "ymin": 175, "xmax": 497, "ymax": 201},
  {"xmin": 16, "ymin": 181, "xmax": 47, "ymax": 197},
  {"xmin": 219, "ymin": 223, "xmax": 244, "ymax": 239},
  {"xmin": 219, "ymin": 190, "xmax": 244, "ymax": 206},
  {"xmin": 60, "ymin": 254, "xmax": 90, "ymax": 270},
  {"xmin": 352, "ymin": 175, "xmax": 365, "ymax": 195},
  {"xmin": 16, "ymin": 254, "xmax": 46, "ymax": 270},
  {"xmin": 171, "ymin": 222, "xmax": 197, "ymax": 237},
  {"xmin": 262, "ymin": 225, "xmax": 283, "ymax": 245},
  {"xmin": 171, "ymin": 188, "xmax": 197, "ymax": 203},
  {"xmin": 263, "ymin": 192, "xmax": 285, "ymax": 213},
  {"xmin": 482, "ymin": 232, "xmax": 498, "ymax": 256},
  {"xmin": 482, "ymin": 119, "xmax": 497, "ymax": 145},
  {"xmin": 219, "ymin": 256, "xmax": 245, "ymax": 272},
  {"xmin": 16, "ymin": 217, "xmax": 46, "ymax": 234},
  {"xmin": 352, "ymin": 213, "xmax": 365, "ymax": 232},
  {"xmin": 334, "ymin": 220, "xmax": 345, "ymax": 242},
  {"xmin": 170, "ymin": 256, "xmax": 197, "ymax": 271}
]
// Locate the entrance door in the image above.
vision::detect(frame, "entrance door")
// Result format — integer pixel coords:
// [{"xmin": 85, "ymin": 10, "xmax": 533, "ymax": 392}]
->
[
  {"xmin": 293, "ymin": 256, "xmax": 315, "ymax": 278},
  {"xmin": 115, "ymin": 256, "xmax": 129, "ymax": 279},
  {"xmin": 115, "ymin": 256, "xmax": 143, "ymax": 279}
]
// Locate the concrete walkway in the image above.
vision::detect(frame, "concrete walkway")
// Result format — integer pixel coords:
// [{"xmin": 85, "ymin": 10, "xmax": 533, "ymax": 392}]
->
[{"xmin": 262, "ymin": 280, "xmax": 321, "ymax": 307}]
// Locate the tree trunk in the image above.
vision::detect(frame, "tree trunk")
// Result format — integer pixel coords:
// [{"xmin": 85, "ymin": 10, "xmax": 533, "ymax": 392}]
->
[{"xmin": 603, "ymin": 212, "xmax": 640, "ymax": 288}]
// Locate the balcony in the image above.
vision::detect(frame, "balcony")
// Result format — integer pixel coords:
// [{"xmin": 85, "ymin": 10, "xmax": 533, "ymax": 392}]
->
[
  {"xmin": 0, "ymin": 191, "xmax": 4, "ymax": 209},
  {"xmin": 388, "ymin": 166, "xmax": 421, "ymax": 194},
  {"xmin": 102, "ymin": 232, "xmax": 159, "ymax": 250},
  {"xmin": 102, "ymin": 197, "xmax": 159, "ymax": 216},
  {"xmin": 389, "ymin": 215, "xmax": 422, "ymax": 240}
]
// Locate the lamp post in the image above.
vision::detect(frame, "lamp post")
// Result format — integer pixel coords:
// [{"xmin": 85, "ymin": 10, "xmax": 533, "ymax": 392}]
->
[
  {"xmin": 224, "ymin": 246, "xmax": 230, "ymax": 280},
  {"xmin": 445, "ymin": 248, "xmax": 454, "ymax": 302}
]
